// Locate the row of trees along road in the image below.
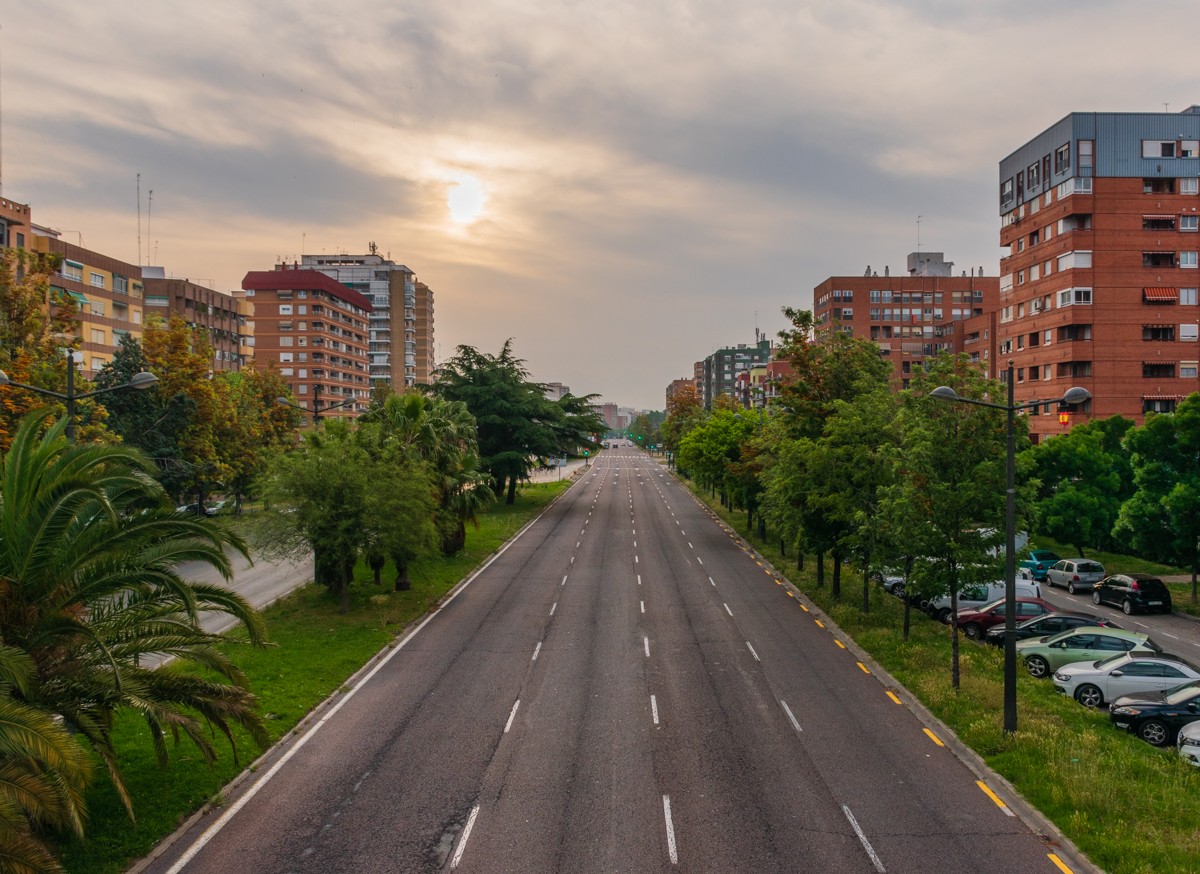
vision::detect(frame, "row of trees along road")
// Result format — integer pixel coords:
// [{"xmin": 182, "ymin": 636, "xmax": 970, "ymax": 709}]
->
[{"xmin": 664, "ymin": 307, "xmax": 1200, "ymax": 693}]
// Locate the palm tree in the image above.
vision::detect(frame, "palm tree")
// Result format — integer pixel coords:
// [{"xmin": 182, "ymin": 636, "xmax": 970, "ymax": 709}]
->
[
  {"xmin": 0, "ymin": 411, "xmax": 269, "ymax": 819},
  {"xmin": 0, "ymin": 644, "xmax": 91, "ymax": 874}
]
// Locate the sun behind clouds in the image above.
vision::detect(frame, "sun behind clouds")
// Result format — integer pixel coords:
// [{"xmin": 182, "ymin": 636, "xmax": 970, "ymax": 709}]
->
[{"xmin": 447, "ymin": 175, "xmax": 486, "ymax": 224}]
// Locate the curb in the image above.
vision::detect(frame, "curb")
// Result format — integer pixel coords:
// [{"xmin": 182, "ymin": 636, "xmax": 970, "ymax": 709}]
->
[{"xmin": 671, "ymin": 473, "xmax": 1103, "ymax": 874}]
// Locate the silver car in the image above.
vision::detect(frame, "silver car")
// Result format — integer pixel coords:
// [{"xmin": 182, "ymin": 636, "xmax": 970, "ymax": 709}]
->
[
  {"xmin": 1178, "ymin": 721, "xmax": 1200, "ymax": 768},
  {"xmin": 1053, "ymin": 651, "xmax": 1200, "ymax": 708},
  {"xmin": 1046, "ymin": 558, "xmax": 1106, "ymax": 594}
]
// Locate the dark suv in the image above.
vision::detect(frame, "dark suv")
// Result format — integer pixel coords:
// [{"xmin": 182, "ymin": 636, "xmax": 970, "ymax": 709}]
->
[
  {"xmin": 1093, "ymin": 573, "xmax": 1173, "ymax": 615},
  {"xmin": 984, "ymin": 611, "xmax": 1121, "ymax": 646}
]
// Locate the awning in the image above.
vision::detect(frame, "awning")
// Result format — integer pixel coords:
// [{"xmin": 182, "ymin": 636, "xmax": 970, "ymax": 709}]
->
[
  {"xmin": 1142, "ymin": 214, "xmax": 1176, "ymax": 221},
  {"xmin": 1143, "ymin": 287, "xmax": 1178, "ymax": 301},
  {"xmin": 1143, "ymin": 394, "xmax": 1185, "ymax": 400},
  {"xmin": 65, "ymin": 290, "xmax": 89, "ymax": 306}
]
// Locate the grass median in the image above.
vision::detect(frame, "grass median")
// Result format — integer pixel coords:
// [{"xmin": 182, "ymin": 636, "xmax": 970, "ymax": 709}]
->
[
  {"xmin": 686, "ymin": 483, "xmax": 1200, "ymax": 874},
  {"xmin": 57, "ymin": 478, "xmax": 573, "ymax": 874}
]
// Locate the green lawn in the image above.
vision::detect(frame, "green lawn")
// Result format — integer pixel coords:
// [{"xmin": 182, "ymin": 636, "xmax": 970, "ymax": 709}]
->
[
  {"xmin": 694, "ymin": 493, "xmax": 1200, "ymax": 874},
  {"xmin": 56, "ymin": 479, "xmax": 573, "ymax": 874}
]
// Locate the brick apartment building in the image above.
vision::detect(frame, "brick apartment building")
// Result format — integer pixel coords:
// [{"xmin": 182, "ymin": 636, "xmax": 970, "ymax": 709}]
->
[
  {"xmin": 142, "ymin": 272, "xmax": 253, "ymax": 371},
  {"xmin": 287, "ymin": 250, "xmax": 434, "ymax": 390},
  {"xmin": 665, "ymin": 378, "xmax": 695, "ymax": 407},
  {"xmin": 999, "ymin": 108, "xmax": 1200, "ymax": 440},
  {"xmin": 242, "ymin": 268, "xmax": 372, "ymax": 419},
  {"xmin": 812, "ymin": 252, "xmax": 999, "ymax": 390},
  {"xmin": 700, "ymin": 337, "xmax": 773, "ymax": 408}
]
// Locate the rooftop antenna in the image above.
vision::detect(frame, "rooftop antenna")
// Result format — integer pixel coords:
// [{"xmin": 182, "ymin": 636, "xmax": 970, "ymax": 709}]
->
[
  {"xmin": 146, "ymin": 189, "xmax": 153, "ymax": 265},
  {"xmin": 137, "ymin": 174, "xmax": 142, "ymax": 267},
  {"xmin": 1164, "ymin": 102, "xmax": 1170, "ymax": 112}
]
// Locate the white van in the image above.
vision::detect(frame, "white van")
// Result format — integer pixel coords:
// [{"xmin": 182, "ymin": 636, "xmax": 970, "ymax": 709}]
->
[{"xmin": 926, "ymin": 579, "xmax": 1042, "ymax": 623}]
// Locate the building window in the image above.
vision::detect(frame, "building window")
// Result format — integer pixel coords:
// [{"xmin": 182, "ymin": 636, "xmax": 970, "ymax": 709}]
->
[
  {"xmin": 1143, "ymin": 252, "xmax": 1176, "ymax": 268},
  {"xmin": 280, "ymin": 352, "xmax": 294, "ymax": 363},
  {"xmin": 1055, "ymin": 143, "xmax": 1070, "ymax": 174},
  {"xmin": 1143, "ymin": 398, "xmax": 1178, "ymax": 414},
  {"xmin": 90, "ymin": 299, "xmax": 104, "ymax": 317},
  {"xmin": 1143, "ymin": 325, "xmax": 1175, "ymax": 341},
  {"xmin": 1144, "ymin": 215, "xmax": 1177, "ymax": 230},
  {"xmin": 90, "ymin": 329, "xmax": 105, "ymax": 344},
  {"xmin": 1183, "ymin": 178, "xmax": 1199, "ymax": 195},
  {"xmin": 1183, "ymin": 141, "xmax": 1200, "ymax": 158},
  {"xmin": 1182, "ymin": 324, "xmax": 1199, "ymax": 341},
  {"xmin": 1058, "ymin": 287, "xmax": 1092, "ymax": 307},
  {"xmin": 1143, "ymin": 140, "xmax": 1178, "ymax": 158},
  {"xmin": 1079, "ymin": 140, "xmax": 1094, "ymax": 169},
  {"xmin": 1027, "ymin": 162, "xmax": 1040, "ymax": 189},
  {"xmin": 62, "ymin": 261, "xmax": 83, "ymax": 281},
  {"xmin": 1182, "ymin": 361, "xmax": 1199, "ymax": 378},
  {"xmin": 1001, "ymin": 178, "xmax": 1014, "ymax": 207},
  {"xmin": 1144, "ymin": 178, "xmax": 1175, "ymax": 194},
  {"xmin": 1143, "ymin": 363, "xmax": 1176, "ymax": 378},
  {"xmin": 1183, "ymin": 216, "xmax": 1199, "ymax": 232},
  {"xmin": 1182, "ymin": 288, "xmax": 1199, "ymax": 305},
  {"xmin": 112, "ymin": 273, "xmax": 128, "ymax": 294},
  {"xmin": 279, "ymin": 304, "xmax": 293, "ymax": 315},
  {"xmin": 1183, "ymin": 252, "xmax": 1199, "ymax": 269}
]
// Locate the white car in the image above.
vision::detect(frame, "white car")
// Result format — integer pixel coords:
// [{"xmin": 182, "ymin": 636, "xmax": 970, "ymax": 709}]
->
[
  {"xmin": 1178, "ymin": 721, "xmax": 1200, "ymax": 768},
  {"xmin": 1046, "ymin": 559, "xmax": 1106, "ymax": 594},
  {"xmin": 1053, "ymin": 652, "xmax": 1200, "ymax": 708}
]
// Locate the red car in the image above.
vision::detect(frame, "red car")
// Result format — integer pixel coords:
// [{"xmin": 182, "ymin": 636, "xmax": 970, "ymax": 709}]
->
[{"xmin": 956, "ymin": 597, "xmax": 1057, "ymax": 641}]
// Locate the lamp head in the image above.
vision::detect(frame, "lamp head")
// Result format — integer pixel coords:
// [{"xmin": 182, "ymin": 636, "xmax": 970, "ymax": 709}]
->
[
  {"xmin": 1061, "ymin": 386, "xmax": 1091, "ymax": 406},
  {"xmin": 276, "ymin": 397, "xmax": 292, "ymax": 407},
  {"xmin": 929, "ymin": 386, "xmax": 959, "ymax": 400},
  {"xmin": 129, "ymin": 371, "xmax": 159, "ymax": 390},
  {"xmin": 0, "ymin": 370, "xmax": 9, "ymax": 387}
]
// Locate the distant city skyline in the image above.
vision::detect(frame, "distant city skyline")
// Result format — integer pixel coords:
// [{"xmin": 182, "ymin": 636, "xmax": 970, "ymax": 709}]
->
[{"xmin": 3, "ymin": 1, "xmax": 1195, "ymax": 409}]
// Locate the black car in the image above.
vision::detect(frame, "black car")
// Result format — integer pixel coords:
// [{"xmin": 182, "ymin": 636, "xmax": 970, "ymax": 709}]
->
[
  {"xmin": 1109, "ymin": 680, "xmax": 1200, "ymax": 746},
  {"xmin": 1092, "ymin": 573, "xmax": 1173, "ymax": 615},
  {"xmin": 984, "ymin": 611, "xmax": 1121, "ymax": 646}
]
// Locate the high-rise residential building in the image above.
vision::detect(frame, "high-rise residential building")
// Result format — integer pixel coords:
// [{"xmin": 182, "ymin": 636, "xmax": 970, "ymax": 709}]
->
[
  {"xmin": 0, "ymin": 196, "xmax": 32, "ymax": 251},
  {"xmin": 665, "ymin": 378, "xmax": 694, "ymax": 407},
  {"xmin": 285, "ymin": 249, "xmax": 433, "ymax": 390},
  {"xmin": 812, "ymin": 252, "xmax": 998, "ymax": 390},
  {"xmin": 700, "ymin": 337, "xmax": 772, "ymax": 408},
  {"xmin": 544, "ymin": 382, "xmax": 571, "ymax": 401},
  {"xmin": 999, "ymin": 107, "xmax": 1200, "ymax": 441},
  {"xmin": 242, "ymin": 267, "xmax": 372, "ymax": 419},
  {"xmin": 30, "ymin": 228, "xmax": 145, "ymax": 377},
  {"xmin": 142, "ymin": 272, "xmax": 253, "ymax": 371}
]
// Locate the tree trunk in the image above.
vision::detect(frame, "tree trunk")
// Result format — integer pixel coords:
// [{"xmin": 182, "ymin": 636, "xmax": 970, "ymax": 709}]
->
[
  {"xmin": 369, "ymin": 553, "xmax": 385, "ymax": 587},
  {"xmin": 505, "ymin": 475, "xmax": 517, "ymax": 505},
  {"xmin": 797, "ymin": 549, "xmax": 804, "ymax": 572},
  {"xmin": 442, "ymin": 523, "xmax": 467, "ymax": 556},
  {"xmin": 780, "ymin": 537, "xmax": 786, "ymax": 557},
  {"xmin": 816, "ymin": 551, "xmax": 825, "ymax": 587},
  {"xmin": 757, "ymin": 515, "xmax": 766, "ymax": 541},
  {"xmin": 831, "ymin": 553, "xmax": 842, "ymax": 599},
  {"xmin": 394, "ymin": 558, "xmax": 412, "ymax": 592}
]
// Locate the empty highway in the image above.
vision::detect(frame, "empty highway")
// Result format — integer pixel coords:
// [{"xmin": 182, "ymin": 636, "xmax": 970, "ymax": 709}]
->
[{"xmin": 145, "ymin": 452, "xmax": 1072, "ymax": 874}]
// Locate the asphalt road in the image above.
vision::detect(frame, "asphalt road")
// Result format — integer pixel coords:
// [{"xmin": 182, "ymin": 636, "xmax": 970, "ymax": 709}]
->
[{"xmin": 144, "ymin": 452, "xmax": 1071, "ymax": 874}]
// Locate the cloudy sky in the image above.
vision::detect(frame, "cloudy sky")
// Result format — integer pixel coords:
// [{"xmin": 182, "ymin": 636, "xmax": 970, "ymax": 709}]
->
[{"xmin": 3, "ymin": 1, "xmax": 1196, "ymax": 409}]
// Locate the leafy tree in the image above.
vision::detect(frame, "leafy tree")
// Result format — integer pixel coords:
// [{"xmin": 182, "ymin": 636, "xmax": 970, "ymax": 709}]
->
[
  {"xmin": 676, "ymin": 410, "xmax": 753, "ymax": 505},
  {"xmin": 887, "ymin": 355, "xmax": 1016, "ymax": 688},
  {"xmin": 0, "ymin": 411, "xmax": 268, "ymax": 820},
  {"xmin": 210, "ymin": 367, "xmax": 299, "ymax": 508},
  {"xmin": 1114, "ymin": 394, "xmax": 1200, "ymax": 603},
  {"xmin": 1025, "ymin": 416, "xmax": 1133, "ymax": 555},
  {"xmin": 628, "ymin": 412, "xmax": 661, "ymax": 449},
  {"xmin": 0, "ymin": 248, "xmax": 98, "ymax": 450},
  {"xmin": 434, "ymin": 341, "xmax": 603, "ymax": 503},
  {"xmin": 661, "ymin": 384, "xmax": 704, "ymax": 468}
]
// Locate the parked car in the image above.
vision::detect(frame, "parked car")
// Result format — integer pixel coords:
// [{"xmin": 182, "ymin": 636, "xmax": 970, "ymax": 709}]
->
[
  {"xmin": 176, "ymin": 502, "xmax": 203, "ymax": 515},
  {"xmin": 984, "ymin": 611, "xmax": 1122, "ymax": 646},
  {"xmin": 956, "ymin": 597, "xmax": 1056, "ymax": 641},
  {"xmin": 1016, "ymin": 627, "xmax": 1162, "ymax": 678},
  {"xmin": 205, "ymin": 499, "xmax": 232, "ymax": 517},
  {"xmin": 926, "ymin": 579, "xmax": 1042, "ymax": 624},
  {"xmin": 1046, "ymin": 559, "xmax": 1106, "ymax": 594},
  {"xmin": 1092, "ymin": 573, "xmax": 1173, "ymax": 615},
  {"xmin": 1177, "ymin": 721, "xmax": 1200, "ymax": 767},
  {"xmin": 1018, "ymin": 550, "xmax": 1060, "ymax": 582},
  {"xmin": 1053, "ymin": 652, "xmax": 1200, "ymax": 708},
  {"xmin": 870, "ymin": 569, "xmax": 908, "ymax": 597},
  {"xmin": 1109, "ymin": 680, "xmax": 1200, "ymax": 746}
]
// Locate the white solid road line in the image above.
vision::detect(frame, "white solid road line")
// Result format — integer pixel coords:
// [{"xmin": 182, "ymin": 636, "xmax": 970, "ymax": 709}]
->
[
  {"xmin": 651, "ymin": 694, "xmax": 660, "ymax": 725},
  {"xmin": 641, "ymin": 600, "xmax": 646, "ymax": 613},
  {"xmin": 842, "ymin": 805, "xmax": 886, "ymax": 872},
  {"xmin": 723, "ymin": 603, "xmax": 733, "ymax": 617},
  {"xmin": 504, "ymin": 700, "xmax": 520, "ymax": 733},
  {"xmin": 561, "ymin": 574, "xmax": 568, "ymax": 586},
  {"xmin": 746, "ymin": 641, "xmax": 761, "ymax": 662},
  {"xmin": 644, "ymin": 636, "xmax": 651, "ymax": 657},
  {"xmin": 662, "ymin": 795, "xmax": 679, "ymax": 864},
  {"xmin": 780, "ymin": 699, "xmax": 803, "ymax": 733},
  {"xmin": 637, "ymin": 574, "xmax": 642, "ymax": 585},
  {"xmin": 709, "ymin": 576, "xmax": 716, "ymax": 587},
  {"xmin": 550, "ymin": 602, "xmax": 557, "ymax": 616},
  {"xmin": 532, "ymin": 641, "xmax": 543, "ymax": 661},
  {"xmin": 450, "ymin": 804, "xmax": 481, "ymax": 869}
]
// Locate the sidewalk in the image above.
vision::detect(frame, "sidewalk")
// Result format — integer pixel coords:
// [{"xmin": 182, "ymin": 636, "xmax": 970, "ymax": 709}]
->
[{"xmin": 527, "ymin": 458, "xmax": 589, "ymax": 483}]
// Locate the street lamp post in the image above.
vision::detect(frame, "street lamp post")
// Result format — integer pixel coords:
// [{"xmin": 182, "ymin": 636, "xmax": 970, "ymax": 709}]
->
[
  {"xmin": 276, "ymin": 384, "xmax": 357, "ymax": 425},
  {"xmin": 929, "ymin": 362, "xmax": 1090, "ymax": 734},
  {"xmin": 0, "ymin": 353, "xmax": 158, "ymax": 442}
]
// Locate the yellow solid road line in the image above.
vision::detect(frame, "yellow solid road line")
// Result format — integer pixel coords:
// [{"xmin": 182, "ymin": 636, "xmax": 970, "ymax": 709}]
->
[
  {"xmin": 815, "ymin": 619, "xmax": 826, "ymax": 628},
  {"xmin": 923, "ymin": 727, "xmax": 945, "ymax": 747},
  {"xmin": 975, "ymin": 781, "xmax": 1013, "ymax": 816},
  {"xmin": 856, "ymin": 662, "xmax": 871, "ymax": 675},
  {"xmin": 800, "ymin": 604, "xmax": 810, "ymax": 612},
  {"xmin": 886, "ymin": 691, "xmax": 902, "ymax": 705},
  {"xmin": 1047, "ymin": 853, "xmax": 1074, "ymax": 873},
  {"xmin": 834, "ymin": 639, "xmax": 846, "ymax": 649}
]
